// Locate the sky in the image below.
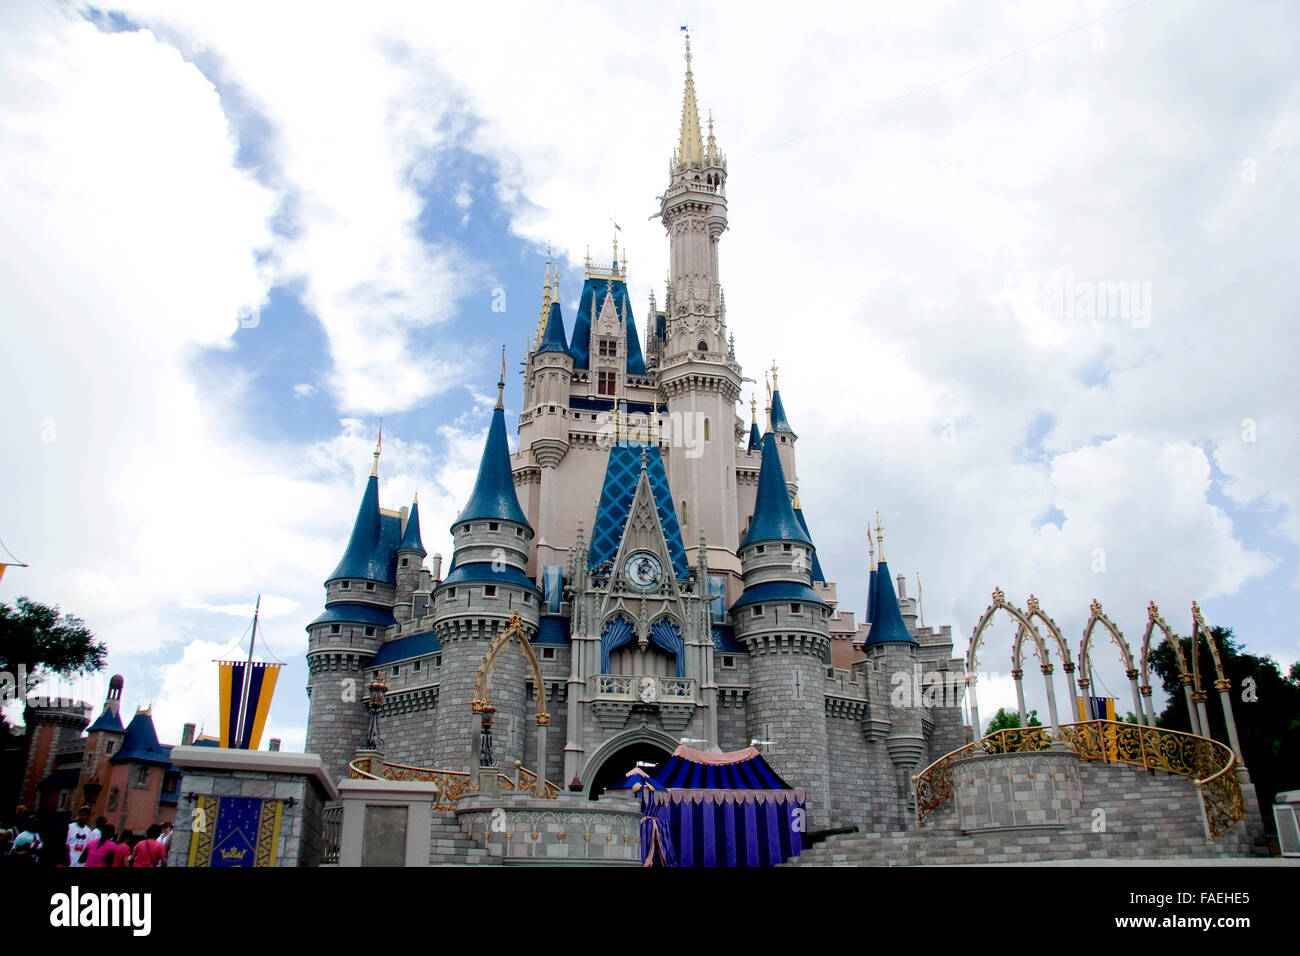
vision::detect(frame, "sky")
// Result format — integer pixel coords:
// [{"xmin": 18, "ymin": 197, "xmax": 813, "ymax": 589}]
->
[{"xmin": 1, "ymin": 0, "xmax": 1296, "ymax": 750}]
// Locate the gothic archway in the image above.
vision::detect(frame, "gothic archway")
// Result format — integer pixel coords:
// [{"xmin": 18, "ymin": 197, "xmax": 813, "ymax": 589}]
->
[
  {"xmin": 580, "ymin": 726, "xmax": 679, "ymax": 800},
  {"xmin": 472, "ymin": 612, "xmax": 551, "ymax": 792},
  {"xmin": 966, "ymin": 587, "xmax": 1063, "ymax": 737},
  {"xmin": 1009, "ymin": 595, "xmax": 1075, "ymax": 732},
  {"xmin": 1139, "ymin": 601, "xmax": 1191, "ymax": 727},
  {"xmin": 1078, "ymin": 600, "xmax": 1141, "ymax": 723}
]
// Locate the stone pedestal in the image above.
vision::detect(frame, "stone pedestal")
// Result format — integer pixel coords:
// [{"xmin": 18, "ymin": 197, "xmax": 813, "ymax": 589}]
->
[
  {"xmin": 953, "ymin": 750, "xmax": 1082, "ymax": 833},
  {"xmin": 168, "ymin": 747, "xmax": 339, "ymax": 867},
  {"xmin": 337, "ymin": 777, "xmax": 440, "ymax": 867}
]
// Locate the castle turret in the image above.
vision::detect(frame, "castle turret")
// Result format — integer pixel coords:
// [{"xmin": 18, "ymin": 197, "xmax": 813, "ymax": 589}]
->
[
  {"xmin": 863, "ymin": 518, "xmax": 923, "ymax": 828},
  {"xmin": 393, "ymin": 496, "xmax": 426, "ymax": 623},
  {"xmin": 659, "ymin": 34, "xmax": 742, "ymax": 575},
  {"xmin": 306, "ymin": 435, "xmax": 398, "ymax": 783},
  {"xmin": 20, "ymin": 696, "xmax": 91, "ymax": 812},
  {"xmin": 431, "ymin": 373, "xmax": 541, "ymax": 771},
  {"xmin": 81, "ymin": 675, "xmax": 127, "ymax": 820},
  {"xmin": 730, "ymin": 427, "xmax": 831, "ymax": 827},
  {"xmin": 768, "ymin": 368, "xmax": 799, "ymax": 491},
  {"xmin": 530, "ymin": 295, "xmax": 575, "ymax": 569}
]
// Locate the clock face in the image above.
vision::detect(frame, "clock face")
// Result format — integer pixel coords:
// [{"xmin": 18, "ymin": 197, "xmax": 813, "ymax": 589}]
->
[{"xmin": 624, "ymin": 552, "xmax": 664, "ymax": 590}]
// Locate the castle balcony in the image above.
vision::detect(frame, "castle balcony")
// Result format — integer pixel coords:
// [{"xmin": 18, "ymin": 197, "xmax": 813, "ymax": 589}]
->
[{"xmin": 592, "ymin": 675, "xmax": 696, "ymax": 702}]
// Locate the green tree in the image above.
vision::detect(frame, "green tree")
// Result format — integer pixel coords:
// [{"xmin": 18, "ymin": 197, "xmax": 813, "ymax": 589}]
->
[
  {"xmin": 984, "ymin": 707, "xmax": 1042, "ymax": 735},
  {"xmin": 1149, "ymin": 624, "xmax": 1300, "ymax": 831},
  {"xmin": 0, "ymin": 596, "xmax": 106, "ymax": 714}
]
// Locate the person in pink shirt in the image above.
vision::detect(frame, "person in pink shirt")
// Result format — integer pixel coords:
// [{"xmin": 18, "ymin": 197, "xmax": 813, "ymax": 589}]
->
[
  {"xmin": 83, "ymin": 823, "xmax": 120, "ymax": 867},
  {"xmin": 130, "ymin": 824, "xmax": 167, "ymax": 867}
]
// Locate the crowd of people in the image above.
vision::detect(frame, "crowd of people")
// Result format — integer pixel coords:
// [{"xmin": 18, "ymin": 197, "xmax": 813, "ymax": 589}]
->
[{"xmin": 0, "ymin": 804, "xmax": 172, "ymax": 867}]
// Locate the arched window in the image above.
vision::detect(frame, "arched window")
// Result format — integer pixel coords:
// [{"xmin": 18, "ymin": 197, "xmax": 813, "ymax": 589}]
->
[{"xmin": 697, "ymin": 340, "xmax": 708, "ymax": 351}]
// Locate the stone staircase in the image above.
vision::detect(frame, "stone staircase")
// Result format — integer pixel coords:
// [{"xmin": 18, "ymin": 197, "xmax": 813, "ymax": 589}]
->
[
  {"xmin": 790, "ymin": 761, "xmax": 1265, "ymax": 866},
  {"xmin": 429, "ymin": 812, "xmax": 490, "ymax": 866}
]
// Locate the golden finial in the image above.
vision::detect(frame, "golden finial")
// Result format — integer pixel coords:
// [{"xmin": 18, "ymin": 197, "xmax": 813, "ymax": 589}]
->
[
  {"xmin": 371, "ymin": 418, "xmax": 382, "ymax": 477},
  {"xmin": 770, "ymin": 360, "xmax": 779, "ymax": 391},
  {"xmin": 867, "ymin": 524, "xmax": 875, "ymax": 571},
  {"xmin": 677, "ymin": 29, "xmax": 703, "ymax": 166},
  {"xmin": 413, "ymin": 491, "xmax": 418, "ymax": 504},
  {"xmin": 874, "ymin": 511, "xmax": 884, "ymax": 562},
  {"xmin": 750, "ymin": 395, "xmax": 757, "ymax": 425}
]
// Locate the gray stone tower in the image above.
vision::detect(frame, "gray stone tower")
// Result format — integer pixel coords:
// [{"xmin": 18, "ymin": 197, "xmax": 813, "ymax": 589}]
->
[
  {"xmin": 731, "ymin": 426, "xmax": 832, "ymax": 827},
  {"xmin": 863, "ymin": 525, "xmax": 926, "ymax": 830},
  {"xmin": 430, "ymin": 374, "xmax": 540, "ymax": 771},
  {"xmin": 305, "ymin": 440, "xmax": 403, "ymax": 783}
]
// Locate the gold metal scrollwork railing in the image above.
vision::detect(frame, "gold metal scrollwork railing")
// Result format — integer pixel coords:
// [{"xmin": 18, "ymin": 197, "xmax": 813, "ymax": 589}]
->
[
  {"xmin": 912, "ymin": 720, "xmax": 1246, "ymax": 838},
  {"xmin": 348, "ymin": 757, "xmax": 560, "ymax": 810}
]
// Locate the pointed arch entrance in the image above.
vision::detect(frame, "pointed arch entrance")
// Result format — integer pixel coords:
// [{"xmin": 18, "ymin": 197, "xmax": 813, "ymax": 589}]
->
[{"xmin": 581, "ymin": 727, "xmax": 678, "ymax": 800}]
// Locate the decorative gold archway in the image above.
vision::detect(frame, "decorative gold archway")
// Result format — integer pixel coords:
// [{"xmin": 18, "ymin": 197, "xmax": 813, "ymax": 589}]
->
[
  {"xmin": 1077, "ymin": 599, "xmax": 1142, "ymax": 724},
  {"xmin": 1139, "ymin": 601, "xmax": 1193, "ymax": 728},
  {"xmin": 471, "ymin": 611, "xmax": 551, "ymax": 793},
  {"xmin": 1010, "ymin": 595, "xmax": 1076, "ymax": 733},
  {"xmin": 1191, "ymin": 601, "xmax": 1245, "ymax": 764},
  {"xmin": 966, "ymin": 587, "xmax": 1064, "ymax": 737}
]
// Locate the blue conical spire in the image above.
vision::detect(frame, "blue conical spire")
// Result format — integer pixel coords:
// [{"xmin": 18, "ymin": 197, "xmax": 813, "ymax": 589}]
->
[
  {"xmin": 456, "ymin": 404, "xmax": 531, "ymax": 529},
  {"xmin": 537, "ymin": 301, "xmax": 570, "ymax": 355},
  {"xmin": 741, "ymin": 432, "xmax": 811, "ymax": 548},
  {"xmin": 864, "ymin": 560, "xmax": 916, "ymax": 645},
  {"xmin": 770, "ymin": 389, "xmax": 797, "ymax": 437},
  {"xmin": 329, "ymin": 474, "xmax": 385, "ymax": 581},
  {"xmin": 398, "ymin": 497, "xmax": 425, "ymax": 554},
  {"xmin": 867, "ymin": 568, "xmax": 877, "ymax": 623}
]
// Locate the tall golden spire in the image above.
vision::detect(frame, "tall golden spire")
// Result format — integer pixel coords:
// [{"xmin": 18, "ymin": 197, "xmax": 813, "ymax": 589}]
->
[
  {"xmin": 750, "ymin": 395, "xmax": 757, "ymax": 425},
  {"xmin": 677, "ymin": 33, "xmax": 703, "ymax": 167},
  {"xmin": 371, "ymin": 418, "xmax": 382, "ymax": 477},
  {"xmin": 496, "ymin": 347, "xmax": 506, "ymax": 410},
  {"xmin": 874, "ymin": 511, "xmax": 885, "ymax": 563},
  {"xmin": 867, "ymin": 524, "xmax": 876, "ymax": 572},
  {"xmin": 535, "ymin": 250, "xmax": 553, "ymax": 346}
]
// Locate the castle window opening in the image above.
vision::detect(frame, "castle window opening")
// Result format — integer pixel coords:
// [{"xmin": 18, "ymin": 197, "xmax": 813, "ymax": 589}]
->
[
  {"xmin": 341, "ymin": 581, "xmax": 350, "ymax": 589},
  {"xmin": 365, "ymin": 582, "xmax": 375, "ymax": 591},
  {"xmin": 135, "ymin": 765, "xmax": 149, "ymax": 787},
  {"xmin": 542, "ymin": 648, "xmax": 555, "ymax": 660},
  {"xmin": 330, "ymin": 624, "xmax": 340, "ymax": 634},
  {"xmin": 485, "ymin": 585, "xmax": 497, "ymax": 597}
]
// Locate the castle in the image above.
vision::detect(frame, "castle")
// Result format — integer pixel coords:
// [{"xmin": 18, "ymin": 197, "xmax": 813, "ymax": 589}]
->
[{"xmin": 303, "ymin": 37, "xmax": 967, "ymax": 834}]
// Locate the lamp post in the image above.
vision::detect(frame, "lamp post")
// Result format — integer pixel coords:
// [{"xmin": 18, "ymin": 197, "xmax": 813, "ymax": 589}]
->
[{"xmin": 361, "ymin": 678, "xmax": 387, "ymax": 750}]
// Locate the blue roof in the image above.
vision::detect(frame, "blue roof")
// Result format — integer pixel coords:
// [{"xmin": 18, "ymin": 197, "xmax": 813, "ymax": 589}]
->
[
  {"xmin": 398, "ymin": 499, "xmax": 425, "ymax": 553},
  {"xmin": 309, "ymin": 603, "xmax": 397, "ymax": 629},
  {"xmin": 866, "ymin": 568, "xmax": 877, "ymax": 623},
  {"xmin": 455, "ymin": 405, "xmax": 531, "ymax": 529},
  {"xmin": 741, "ymin": 432, "xmax": 812, "ymax": 549},
  {"xmin": 536, "ymin": 301, "xmax": 570, "ymax": 355},
  {"xmin": 711, "ymin": 624, "xmax": 745, "ymax": 653},
  {"xmin": 87, "ymin": 706, "xmax": 125, "ymax": 734},
  {"xmin": 535, "ymin": 616, "xmax": 571, "ymax": 645},
  {"xmin": 864, "ymin": 560, "xmax": 916, "ymax": 646},
  {"xmin": 588, "ymin": 443, "xmax": 689, "ymax": 578},
  {"xmin": 569, "ymin": 274, "xmax": 647, "ymax": 375},
  {"xmin": 747, "ymin": 420, "xmax": 762, "ymax": 453},
  {"xmin": 369, "ymin": 631, "xmax": 442, "ymax": 667},
  {"xmin": 792, "ymin": 508, "xmax": 827, "ymax": 585},
  {"xmin": 329, "ymin": 475, "xmax": 390, "ymax": 582},
  {"xmin": 770, "ymin": 390, "xmax": 796, "ymax": 437},
  {"xmin": 112, "ymin": 712, "xmax": 173, "ymax": 765},
  {"xmin": 614, "ymin": 747, "xmax": 793, "ymax": 791},
  {"xmin": 440, "ymin": 561, "xmax": 540, "ymax": 592},
  {"xmin": 730, "ymin": 580, "xmax": 829, "ymax": 611}
]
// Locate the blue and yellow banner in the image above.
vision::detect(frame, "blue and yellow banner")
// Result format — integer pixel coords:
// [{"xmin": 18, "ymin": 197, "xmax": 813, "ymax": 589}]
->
[
  {"xmin": 217, "ymin": 661, "xmax": 282, "ymax": 750},
  {"xmin": 187, "ymin": 795, "xmax": 283, "ymax": 867}
]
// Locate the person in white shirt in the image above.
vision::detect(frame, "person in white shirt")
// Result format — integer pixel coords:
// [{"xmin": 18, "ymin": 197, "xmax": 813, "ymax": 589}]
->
[{"xmin": 65, "ymin": 806, "xmax": 93, "ymax": 867}]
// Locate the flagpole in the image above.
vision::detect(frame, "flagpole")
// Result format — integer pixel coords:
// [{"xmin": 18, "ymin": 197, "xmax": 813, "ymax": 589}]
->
[{"xmin": 235, "ymin": 595, "xmax": 260, "ymax": 748}]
